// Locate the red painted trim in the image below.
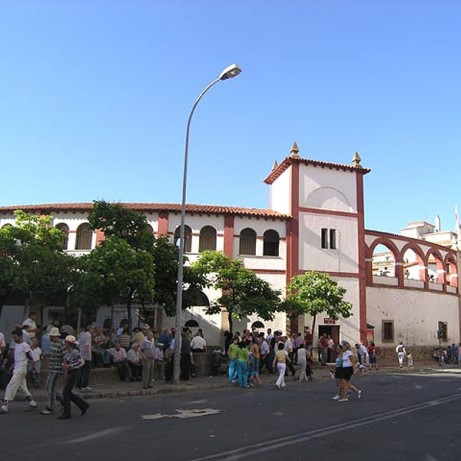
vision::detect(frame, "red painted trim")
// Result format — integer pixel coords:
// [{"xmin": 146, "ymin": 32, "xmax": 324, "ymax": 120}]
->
[
  {"xmin": 157, "ymin": 211, "xmax": 169, "ymax": 236},
  {"xmin": 299, "ymin": 207, "xmax": 359, "ymax": 219},
  {"xmin": 367, "ymin": 283, "xmax": 459, "ymax": 297},
  {"xmin": 223, "ymin": 215, "xmax": 234, "ymax": 258},
  {"xmin": 323, "ymin": 271, "xmax": 360, "ymax": 278},
  {"xmin": 95, "ymin": 230, "xmax": 105, "ymax": 246},
  {"xmin": 356, "ymin": 173, "xmax": 368, "ymax": 343},
  {"xmin": 288, "ymin": 162, "xmax": 300, "ymax": 285},
  {"xmin": 251, "ymin": 269, "xmax": 286, "ymax": 275}
]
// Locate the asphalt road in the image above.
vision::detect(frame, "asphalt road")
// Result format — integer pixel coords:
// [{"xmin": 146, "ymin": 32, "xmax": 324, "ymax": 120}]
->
[{"xmin": 1, "ymin": 369, "xmax": 461, "ymax": 461}]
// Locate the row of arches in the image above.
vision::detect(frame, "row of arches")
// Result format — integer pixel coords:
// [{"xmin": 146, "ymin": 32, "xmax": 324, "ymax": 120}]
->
[
  {"xmin": 367, "ymin": 236, "xmax": 458, "ymax": 290},
  {"xmin": 51, "ymin": 222, "xmax": 282, "ymax": 257},
  {"xmin": 173, "ymin": 226, "xmax": 281, "ymax": 256}
]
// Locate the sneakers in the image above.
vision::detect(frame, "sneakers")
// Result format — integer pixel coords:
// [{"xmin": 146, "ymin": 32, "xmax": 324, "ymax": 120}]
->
[
  {"xmin": 40, "ymin": 408, "xmax": 53, "ymax": 415},
  {"xmin": 0, "ymin": 404, "xmax": 8, "ymax": 414},
  {"xmin": 358, "ymin": 390, "xmax": 363, "ymax": 400},
  {"xmin": 338, "ymin": 398, "xmax": 349, "ymax": 402},
  {"xmin": 331, "ymin": 395, "xmax": 340, "ymax": 400},
  {"xmin": 29, "ymin": 400, "xmax": 38, "ymax": 409}
]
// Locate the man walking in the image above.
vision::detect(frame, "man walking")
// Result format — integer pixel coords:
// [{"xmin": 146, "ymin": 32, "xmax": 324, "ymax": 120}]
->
[
  {"xmin": 0, "ymin": 328, "xmax": 38, "ymax": 414},
  {"xmin": 396, "ymin": 341, "xmax": 406, "ymax": 368},
  {"xmin": 77, "ymin": 324, "xmax": 94, "ymax": 390},
  {"xmin": 41, "ymin": 327, "xmax": 66, "ymax": 415}
]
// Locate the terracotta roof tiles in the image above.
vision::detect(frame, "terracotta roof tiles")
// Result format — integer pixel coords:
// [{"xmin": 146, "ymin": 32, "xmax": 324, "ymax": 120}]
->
[{"xmin": 0, "ymin": 203, "xmax": 290, "ymax": 220}]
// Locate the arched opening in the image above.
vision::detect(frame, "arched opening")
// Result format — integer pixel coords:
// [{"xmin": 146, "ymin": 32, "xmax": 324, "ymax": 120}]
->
[
  {"xmin": 199, "ymin": 226, "xmax": 217, "ymax": 252},
  {"xmin": 75, "ymin": 223, "xmax": 92, "ymax": 250},
  {"xmin": 55, "ymin": 223, "xmax": 70, "ymax": 250},
  {"xmin": 445, "ymin": 255, "xmax": 458, "ymax": 287},
  {"xmin": 263, "ymin": 230, "xmax": 280, "ymax": 256},
  {"xmin": 401, "ymin": 245, "xmax": 426, "ymax": 281},
  {"xmin": 239, "ymin": 228, "xmax": 256, "ymax": 255},
  {"xmin": 372, "ymin": 244, "xmax": 396, "ymax": 277},
  {"xmin": 174, "ymin": 225, "xmax": 192, "ymax": 253}
]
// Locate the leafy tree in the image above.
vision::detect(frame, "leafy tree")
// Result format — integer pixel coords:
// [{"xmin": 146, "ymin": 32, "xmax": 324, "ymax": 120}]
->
[
  {"xmin": 152, "ymin": 236, "xmax": 206, "ymax": 317},
  {"xmin": 87, "ymin": 201, "xmax": 205, "ymax": 320},
  {"xmin": 193, "ymin": 251, "xmax": 281, "ymax": 333},
  {"xmin": 283, "ymin": 271, "xmax": 353, "ymax": 333},
  {"xmin": 88, "ymin": 200, "xmax": 154, "ymax": 250},
  {"xmin": 70, "ymin": 237, "xmax": 155, "ymax": 330},
  {"xmin": 0, "ymin": 211, "xmax": 74, "ymax": 320}
]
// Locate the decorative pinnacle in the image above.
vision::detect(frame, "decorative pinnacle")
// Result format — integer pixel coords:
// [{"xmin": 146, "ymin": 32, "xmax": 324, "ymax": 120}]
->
[
  {"xmin": 352, "ymin": 151, "xmax": 362, "ymax": 168},
  {"xmin": 290, "ymin": 142, "xmax": 299, "ymax": 158}
]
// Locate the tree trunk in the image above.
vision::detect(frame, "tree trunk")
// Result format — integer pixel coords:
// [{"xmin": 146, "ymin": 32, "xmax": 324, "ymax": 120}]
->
[
  {"xmin": 110, "ymin": 304, "xmax": 114, "ymax": 333},
  {"xmin": 127, "ymin": 288, "xmax": 134, "ymax": 334},
  {"xmin": 311, "ymin": 315, "xmax": 317, "ymax": 337},
  {"xmin": 228, "ymin": 311, "xmax": 233, "ymax": 335}
]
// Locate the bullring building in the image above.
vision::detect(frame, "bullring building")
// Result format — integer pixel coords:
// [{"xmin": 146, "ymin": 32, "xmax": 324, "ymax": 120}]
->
[{"xmin": 0, "ymin": 143, "xmax": 459, "ymax": 355}]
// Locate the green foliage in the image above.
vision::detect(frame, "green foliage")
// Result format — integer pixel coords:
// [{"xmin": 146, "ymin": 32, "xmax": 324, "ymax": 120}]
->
[
  {"xmin": 194, "ymin": 251, "xmax": 281, "ymax": 332},
  {"xmin": 88, "ymin": 200, "xmax": 154, "ymax": 250},
  {"xmin": 0, "ymin": 210, "xmax": 74, "ymax": 308},
  {"xmin": 284, "ymin": 271, "xmax": 353, "ymax": 331},
  {"xmin": 70, "ymin": 237, "xmax": 155, "ymax": 310}
]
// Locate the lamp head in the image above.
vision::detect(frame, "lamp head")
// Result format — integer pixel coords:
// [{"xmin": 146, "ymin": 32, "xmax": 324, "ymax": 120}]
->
[{"xmin": 219, "ymin": 64, "xmax": 242, "ymax": 80}]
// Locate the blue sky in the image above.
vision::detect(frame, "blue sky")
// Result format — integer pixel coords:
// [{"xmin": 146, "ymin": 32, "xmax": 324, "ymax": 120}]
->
[{"xmin": 1, "ymin": 1, "xmax": 460, "ymax": 234}]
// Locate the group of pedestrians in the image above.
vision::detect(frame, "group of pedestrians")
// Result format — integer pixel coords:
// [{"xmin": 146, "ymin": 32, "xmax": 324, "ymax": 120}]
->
[
  {"xmin": 0, "ymin": 325, "xmax": 89, "ymax": 419},
  {"xmin": 225, "ymin": 329, "xmax": 315, "ymax": 390}
]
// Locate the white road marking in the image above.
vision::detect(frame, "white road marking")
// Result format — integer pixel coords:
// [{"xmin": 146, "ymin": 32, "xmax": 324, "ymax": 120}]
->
[
  {"xmin": 190, "ymin": 394, "xmax": 461, "ymax": 461},
  {"xmin": 141, "ymin": 408, "xmax": 222, "ymax": 420},
  {"xmin": 62, "ymin": 427, "xmax": 126, "ymax": 444}
]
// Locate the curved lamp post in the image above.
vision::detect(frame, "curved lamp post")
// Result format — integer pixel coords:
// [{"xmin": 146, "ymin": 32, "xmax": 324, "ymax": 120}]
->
[{"xmin": 173, "ymin": 64, "xmax": 242, "ymax": 384}]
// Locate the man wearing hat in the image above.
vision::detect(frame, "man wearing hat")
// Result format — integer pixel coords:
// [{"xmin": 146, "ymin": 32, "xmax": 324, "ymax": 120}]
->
[
  {"xmin": 59, "ymin": 335, "xmax": 89, "ymax": 420},
  {"xmin": 40, "ymin": 327, "xmax": 66, "ymax": 415}
]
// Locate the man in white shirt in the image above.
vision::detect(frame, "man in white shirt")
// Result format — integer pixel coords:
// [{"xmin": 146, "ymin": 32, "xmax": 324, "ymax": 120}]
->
[
  {"xmin": 22, "ymin": 312, "xmax": 38, "ymax": 339},
  {"xmin": 0, "ymin": 328, "xmax": 37, "ymax": 414},
  {"xmin": 77, "ymin": 324, "xmax": 94, "ymax": 390},
  {"xmin": 355, "ymin": 343, "xmax": 369, "ymax": 371},
  {"xmin": 107, "ymin": 340, "xmax": 133, "ymax": 382},
  {"xmin": 190, "ymin": 333, "xmax": 207, "ymax": 353}
]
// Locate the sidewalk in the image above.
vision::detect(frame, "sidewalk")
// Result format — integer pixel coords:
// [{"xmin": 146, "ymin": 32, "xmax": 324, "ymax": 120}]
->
[{"xmin": 24, "ymin": 361, "xmax": 448, "ymax": 402}]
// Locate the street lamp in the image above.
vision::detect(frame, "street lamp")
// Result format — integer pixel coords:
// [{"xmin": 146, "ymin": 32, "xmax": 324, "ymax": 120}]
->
[{"xmin": 173, "ymin": 64, "xmax": 242, "ymax": 384}]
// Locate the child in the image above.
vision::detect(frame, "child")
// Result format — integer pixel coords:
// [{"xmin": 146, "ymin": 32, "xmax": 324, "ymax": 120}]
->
[
  {"xmin": 331, "ymin": 344, "xmax": 343, "ymax": 400},
  {"xmin": 28, "ymin": 337, "xmax": 42, "ymax": 388},
  {"xmin": 407, "ymin": 351, "xmax": 414, "ymax": 368}
]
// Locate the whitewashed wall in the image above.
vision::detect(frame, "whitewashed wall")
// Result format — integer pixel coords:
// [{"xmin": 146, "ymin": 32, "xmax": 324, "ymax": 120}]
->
[{"xmin": 367, "ymin": 286, "xmax": 460, "ymax": 346}]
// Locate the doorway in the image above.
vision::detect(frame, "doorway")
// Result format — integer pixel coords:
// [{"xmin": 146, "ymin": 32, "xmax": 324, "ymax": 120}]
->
[{"xmin": 318, "ymin": 325, "xmax": 340, "ymax": 362}]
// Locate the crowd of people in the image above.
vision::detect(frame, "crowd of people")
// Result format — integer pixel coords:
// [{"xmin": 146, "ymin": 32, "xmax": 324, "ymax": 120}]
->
[
  {"xmin": 4, "ymin": 313, "xmax": 454, "ymax": 416},
  {"xmin": 0, "ymin": 312, "xmax": 211, "ymax": 417}
]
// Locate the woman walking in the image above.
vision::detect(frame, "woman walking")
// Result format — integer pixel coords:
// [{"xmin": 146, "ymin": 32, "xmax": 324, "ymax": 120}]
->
[
  {"xmin": 338, "ymin": 341, "xmax": 362, "ymax": 402},
  {"xmin": 331, "ymin": 344, "xmax": 344, "ymax": 399},
  {"xmin": 59, "ymin": 335, "xmax": 89, "ymax": 420},
  {"xmin": 273, "ymin": 342, "xmax": 290, "ymax": 389}
]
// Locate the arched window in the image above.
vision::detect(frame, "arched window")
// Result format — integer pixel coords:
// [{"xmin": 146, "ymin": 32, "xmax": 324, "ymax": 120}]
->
[
  {"xmin": 174, "ymin": 225, "xmax": 192, "ymax": 253},
  {"xmin": 263, "ymin": 230, "xmax": 280, "ymax": 256},
  {"xmin": 75, "ymin": 223, "xmax": 92, "ymax": 250},
  {"xmin": 239, "ymin": 228, "xmax": 256, "ymax": 255},
  {"xmin": 199, "ymin": 226, "xmax": 217, "ymax": 252},
  {"xmin": 55, "ymin": 223, "xmax": 70, "ymax": 250}
]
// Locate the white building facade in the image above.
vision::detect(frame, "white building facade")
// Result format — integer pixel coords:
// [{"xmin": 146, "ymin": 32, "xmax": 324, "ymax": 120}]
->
[{"xmin": 1, "ymin": 144, "xmax": 459, "ymax": 350}]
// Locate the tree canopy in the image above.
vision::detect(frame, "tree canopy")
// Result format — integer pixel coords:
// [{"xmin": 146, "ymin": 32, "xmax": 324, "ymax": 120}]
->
[
  {"xmin": 0, "ymin": 211, "xmax": 74, "ymax": 313},
  {"xmin": 193, "ymin": 251, "xmax": 281, "ymax": 333},
  {"xmin": 284, "ymin": 271, "xmax": 353, "ymax": 332}
]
